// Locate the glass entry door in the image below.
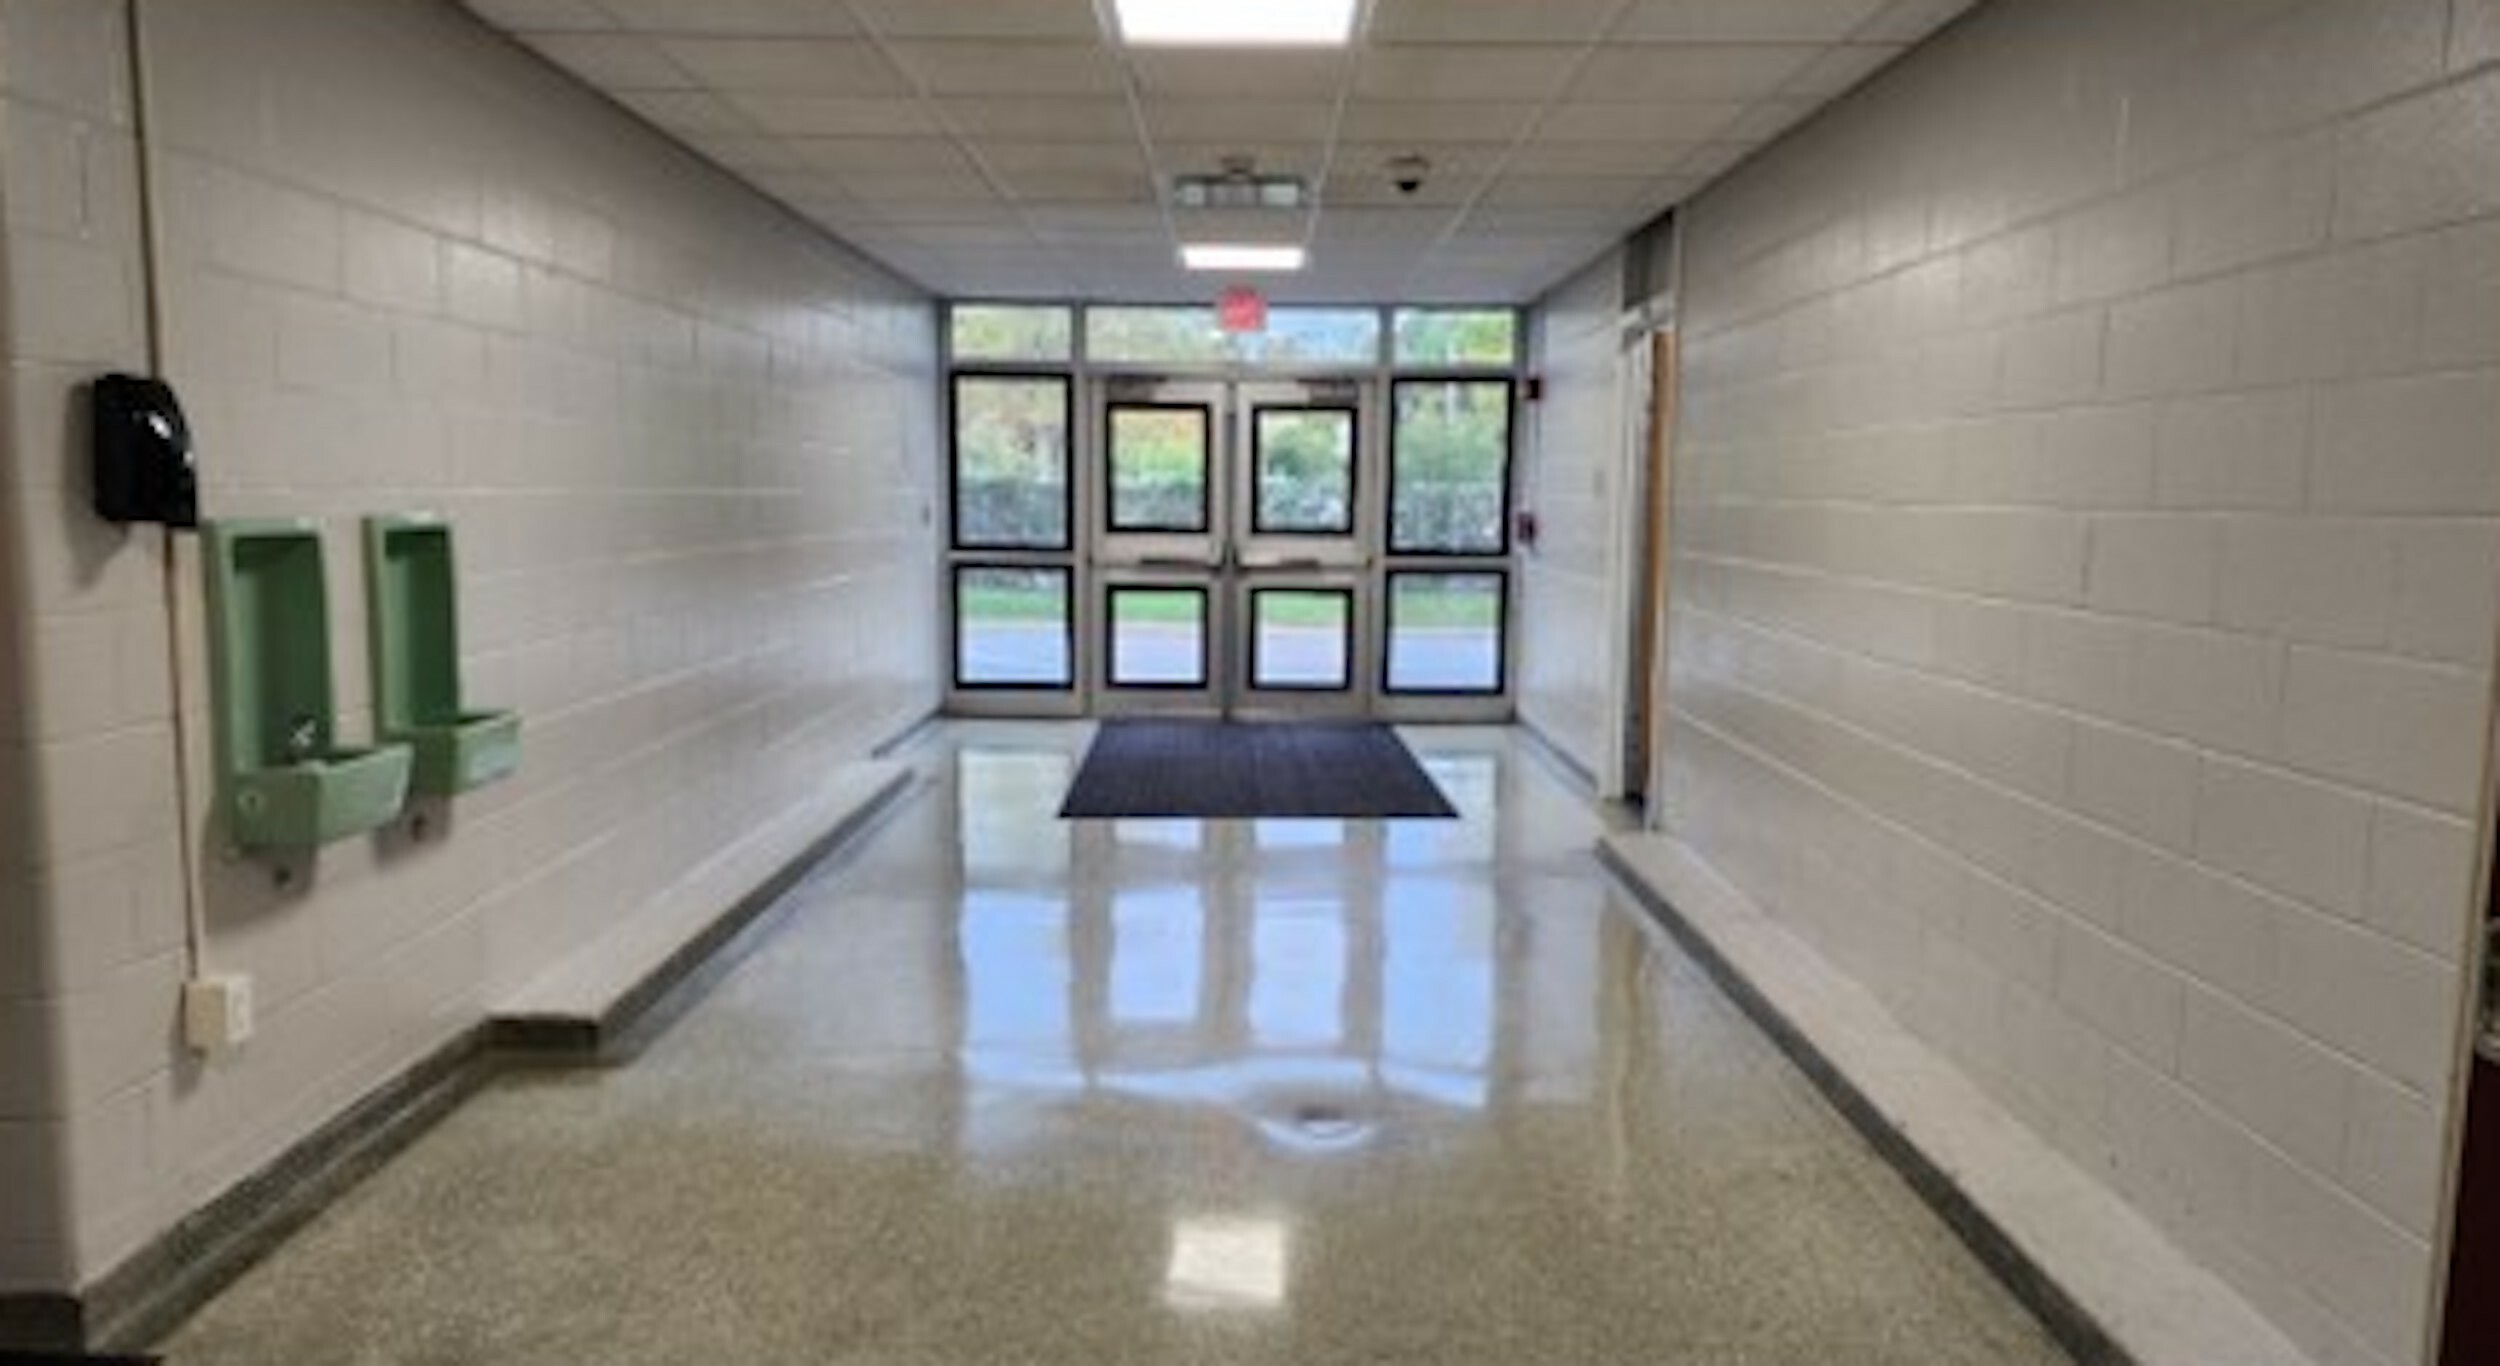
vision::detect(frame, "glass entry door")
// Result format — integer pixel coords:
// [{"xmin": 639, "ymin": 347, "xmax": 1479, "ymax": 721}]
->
[{"xmin": 1089, "ymin": 378, "xmax": 1376, "ymax": 719}]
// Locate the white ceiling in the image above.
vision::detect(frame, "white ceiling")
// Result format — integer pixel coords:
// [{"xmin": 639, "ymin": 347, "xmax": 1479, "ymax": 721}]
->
[{"xmin": 463, "ymin": 0, "xmax": 1976, "ymax": 304}]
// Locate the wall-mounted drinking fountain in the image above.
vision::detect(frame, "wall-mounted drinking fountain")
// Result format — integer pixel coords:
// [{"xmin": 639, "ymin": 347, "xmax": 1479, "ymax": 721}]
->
[
  {"xmin": 203, "ymin": 520, "xmax": 413, "ymax": 849},
  {"xmin": 364, "ymin": 514, "xmax": 521, "ymax": 797}
]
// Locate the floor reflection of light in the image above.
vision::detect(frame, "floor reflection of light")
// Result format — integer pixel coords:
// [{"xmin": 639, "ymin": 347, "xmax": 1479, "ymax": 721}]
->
[
  {"xmin": 960, "ymin": 892, "xmax": 1075, "ymax": 1084},
  {"xmin": 959, "ymin": 751, "xmax": 1074, "ymax": 877},
  {"xmin": 1386, "ymin": 755, "xmax": 1499, "ymax": 867},
  {"xmin": 1115, "ymin": 818, "xmax": 1203, "ymax": 850},
  {"xmin": 1165, "ymin": 1217, "xmax": 1289, "ymax": 1311},
  {"xmin": 1254, "ymin": 819, "xmax": 1347, "ymax": 849},
  {"xmin": 1111, "ymin": 888, "xmax": 1204, "ymax": 1026},
  {"xmin": 1251, "ymin": 908, "xmax": 1345, "ymax": 1048},
  {"xmin": 1383, "ymin": 885, "xmax": 1495, "ymax": 1108}
]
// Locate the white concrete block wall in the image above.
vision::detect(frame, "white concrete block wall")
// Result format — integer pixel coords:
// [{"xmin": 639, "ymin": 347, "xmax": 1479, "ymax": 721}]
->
[
  {"xmin": 0, "ymin": 0, "xmax": 939, "ymax": 1293},
  {"xmin": 1517, "ymin": 251, "xmax": 1622, "ymax": 781},
  {"xmin": 1661, "ymin": 2, "xmax": 2500, "ymax": 1363}
]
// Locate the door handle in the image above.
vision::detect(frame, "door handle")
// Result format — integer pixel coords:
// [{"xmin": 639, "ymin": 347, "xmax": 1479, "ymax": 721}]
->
[{"xmin": 1243, "ymin": 557, "xmax": 1327, "ymax": 572}]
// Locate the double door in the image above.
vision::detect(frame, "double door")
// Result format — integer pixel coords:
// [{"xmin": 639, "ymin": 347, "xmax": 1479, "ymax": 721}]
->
[
  {"xmin": 1091, "ymin": 378, "xmax": 1376, "ymax": 719},
  {"xmin": 946, "ymin": 369, "xmax": 1513, "ymax": 721}
]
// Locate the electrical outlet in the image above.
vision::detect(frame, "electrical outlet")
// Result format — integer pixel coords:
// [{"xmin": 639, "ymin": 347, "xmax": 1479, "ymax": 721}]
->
[{"xmin": 183, "ymin": 975, "xmax": 255, "ymax": 1056}]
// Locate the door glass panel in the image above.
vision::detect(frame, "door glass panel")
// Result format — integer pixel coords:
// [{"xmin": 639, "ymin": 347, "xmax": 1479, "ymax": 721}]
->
[
  {"xmin": 1390, "ymin": 379, "xmax": 1512, "ymax": 555},
  {"xmin": 1108, "ymin": 406, "xmax": 1211, "ymax": 533},
  {"xmin": 1109, "ymin": 586, "xmax": 1209, "ymax": 688},
  {"xmin": 1253, "ymin": 408, "xmax": 1356, "ymax": 535},
  {"xmin": 1251, "ymin": 589, "xmax": 1352, "ymax": 691},
  {"xmin": 956, "ymin": 566, "xmax": 1074, "ymax": 689},
  {"xmin": 1385, "ymin": 571, "xmax": 1504, "ymax": 694},
  {"xmin": 953, "ymin": 375, "xmax": 1071, "ymax": 550}
]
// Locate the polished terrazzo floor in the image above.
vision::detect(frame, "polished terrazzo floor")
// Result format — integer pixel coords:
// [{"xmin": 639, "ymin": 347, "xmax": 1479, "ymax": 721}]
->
[{"xmin": 162, "ymin": 724, "xmax": 2073, "ymax": 1365}]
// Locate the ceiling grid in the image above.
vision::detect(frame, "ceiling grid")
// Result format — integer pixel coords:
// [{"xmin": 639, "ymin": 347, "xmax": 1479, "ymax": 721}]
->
[{"xmin": 465, "ymin": 0, "xmax": 1976, "ymax": 303}]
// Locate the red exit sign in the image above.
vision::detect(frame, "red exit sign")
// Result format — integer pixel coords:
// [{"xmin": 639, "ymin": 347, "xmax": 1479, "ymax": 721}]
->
[{"xmin": 1218, "ymin": 285, "xmax": 1267, "ymax": 334}]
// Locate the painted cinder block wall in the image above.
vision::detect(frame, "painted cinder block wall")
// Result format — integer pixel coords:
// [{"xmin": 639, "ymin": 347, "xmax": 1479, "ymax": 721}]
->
[
  {"xmin": 1661, "ymin": 1, "xmax": 2500, "ymax": 1363},
  {"xmin": 0, "ymin": 0, "xmax": 940, "ymax": 1296},
  {"xmin": 1518, "ymin": 249, "xmax": 1626, "ymax": 783}
]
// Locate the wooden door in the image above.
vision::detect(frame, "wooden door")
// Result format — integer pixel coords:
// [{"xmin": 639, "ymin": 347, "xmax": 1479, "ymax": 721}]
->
[{"xmin": 1627, "ymin": 330, "xmax": 1677, "ymax": 801}]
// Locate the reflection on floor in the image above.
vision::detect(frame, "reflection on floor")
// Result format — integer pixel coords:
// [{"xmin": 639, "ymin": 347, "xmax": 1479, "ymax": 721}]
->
[{"xmin": 160, "ymin": 724, "xmax": 2073, "ymax": 1365}]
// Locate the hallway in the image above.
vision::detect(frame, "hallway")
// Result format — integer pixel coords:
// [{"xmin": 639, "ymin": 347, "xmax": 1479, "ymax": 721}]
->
[{"xmin": 159, "ymin": 725, "xmax": 2069, "ymax": 1364}]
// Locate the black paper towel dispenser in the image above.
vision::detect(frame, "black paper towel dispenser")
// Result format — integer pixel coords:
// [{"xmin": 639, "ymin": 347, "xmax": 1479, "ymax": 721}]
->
[{"xmin": 90, "ymin": 373, "xmax": 199, "ymax": 529}]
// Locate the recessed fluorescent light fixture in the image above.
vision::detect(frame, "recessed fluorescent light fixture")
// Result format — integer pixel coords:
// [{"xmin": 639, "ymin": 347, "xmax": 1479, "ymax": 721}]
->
[
  {"xmin": 1181, "ymin": 244, "xmax": 1308, "ymax": 272},
  {"xmin": 1114, "ymin": 0, "xmax": 1357, "ymax": 47}
]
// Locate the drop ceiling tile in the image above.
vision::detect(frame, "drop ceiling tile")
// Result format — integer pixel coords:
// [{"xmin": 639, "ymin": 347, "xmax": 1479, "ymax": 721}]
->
[
  {"xmin": 941, "ymin": 97, "xmax": 1138, "ymax": 141},
  {"xmin": 977, "ymin": 142, "xmax": 1154, "ymax": 202},
  {"xmin": 1168, "ymin": 206, "xmax": 1309, "ymax": 244},
  {"xmin": 1860, "ymin": 0, "xmax": 1976, "ymax": 42},
  {"xmin": 1311, "ymin": 207, "xmax": 1463, "ymax": 242},
  {"xmin": 525, "ymin": 33, "xmax": 691, "ymax": 89},
  {"xmin": 1785, "ymin": 43, "xmax": 1908, "ymax": 98},
  {"xmin": 658, "ymin": 37, "xmax": 909, "ymax": 94},
  {"xmin": 886, "ymin": 41, "xmax": 1124, "ymax": 96},
  {"xmin": 1477, "ymin": 174, "xmax": 1663, "ymax": 210},
  {"xmin": 610, "ymin": 88, "xmax": 752, "ymax": 134},
  {"xmin": 1157, "ymin": 143, "xmax": 1327, "ymax": 180},
  {"xmin": 835, "ymin": 166, "xmax": 1006, "ymax": 203},
  {"xmin": 1453, "ymin": 206, "xmax": 1652, "ymax": 241},
  {"xmin": 1514, "ymin": 138, "xmax": 1698, "ymax": 176},
  {"xmin": 1570, "ymin": 44, "xmax": 1822, "ymax": 101},
  {"xmin": 467, "ymin": 0, "xmax": 611, "ymax": 32},
  {"xmin": 596, "ymin": 0, "xmax": 857, "ymax": 37},
  {"xmin": 846, "ymin": 200, "xmax": 1022, "ymax": 227},
  {"xmin": 1367, "ymin": 0, "xmax": 1622, "ymax": 45},
  {"xmin": 1719, "ymin": 98, "xmax": 1817, "ymax": 141},
  {"xmin": 884, "ymin": 222, "xmax": 1043, "ymax": 249},
  {"xmin": 725, "ymin": 93, "xmax": 941, "ymax": 137},
  {"xmin": 974, "ymin": 141, "xmax": 1147, "ymax": 178},
  {"xmin": 942, "ymin": 251, "xmax": 1092, "ymax": 291},
  {"xmin": 1614, "ymin": 0, "xmax": 1888, "ymax": 42},
  {"xmin": 1331, "ymin": 141, "xmax": 1513, "ymax": 179},
  {"xmin": 1143, "ymin": 98, "xmax": 1338, "ymax": 144},
  {"xmin": 1536, "ymin": 99, "xmax": 1745, "ymax": 142},
  {"xmin": 750, "ymin": 174, "xmax": 856, "ymax": 212},
  {"xmin": 847, "ymin": 0, "xmax": 1104, "ymax": 40},
  {"xmin": 1025, "ymin": 204, "xmax": 1171, "ymax": 243},
  {"xmin": 792, "ymin": 137, "xmax": 975, "ymax": 175},
  {"xmin": 1353, "ymin": 45, "xmax": 1584, "ymax": 101},
  {"xmin": 675, "ymin": 131, "xmax": 808, "ymax": 174},
  {"xmin": 1675, "ymin": 141, "xmax": 1759, "ymax": 181},
  {"xmin": 1126, "ymin": 51, "xmax": 1351, "ymax": 101},
  {"xmin": 1324, "ymin": 179, "xmax": 1492, "ymax": 208},
  {"xmin": 1336, "ymin": 100, "xmax": 1540, "ymax": 144}
]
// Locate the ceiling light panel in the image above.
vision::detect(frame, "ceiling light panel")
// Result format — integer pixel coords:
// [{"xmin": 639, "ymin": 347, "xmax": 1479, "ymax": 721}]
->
[
  {"xmin": 1181, "ymin": 244, "xmax": 1309, "ymax": 272},
  {"xmin": 1114, "ymin": 0, "xmax": 1359, "ymax": 47}
]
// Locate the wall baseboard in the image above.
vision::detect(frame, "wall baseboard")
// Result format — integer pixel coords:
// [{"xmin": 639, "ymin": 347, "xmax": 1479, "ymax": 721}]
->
[{"xmin": 0, "ymin": 766, "xmax": 926, "ymax": 1355}]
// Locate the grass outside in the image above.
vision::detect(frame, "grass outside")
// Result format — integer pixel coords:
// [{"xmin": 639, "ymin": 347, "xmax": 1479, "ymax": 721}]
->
[{"xmin": 962, "ymin": 586, "xmax": 1496, "ymax": 629}]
